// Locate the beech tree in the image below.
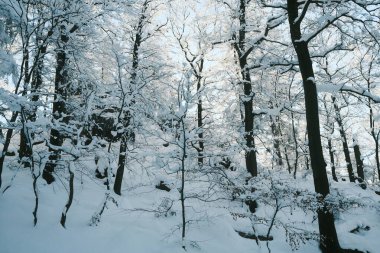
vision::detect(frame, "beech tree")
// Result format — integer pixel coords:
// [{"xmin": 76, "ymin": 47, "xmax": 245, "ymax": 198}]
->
[
  {"xmin": 282, "ymin": 0, "xmax": 380, "ymax": 251},
  {"xmin": 112, "ymin": 0, "xmax": 151, "ymax": 195},
  {"xmin": 111, "ymin": 0, "xmax": 167, "ymax": 195},
  {"xmin": 215, "ymin": 0, "xmax": 285, "ymax": 177},
  {"xmin": 0, "ymin": 0, "xmax": 58, "ymax": 186}
]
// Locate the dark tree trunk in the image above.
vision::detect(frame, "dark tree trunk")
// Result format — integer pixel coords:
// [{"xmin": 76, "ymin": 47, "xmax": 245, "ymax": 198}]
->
[
  {"xmin": 42, "ymin": 26, "xmax": 70, "ymax": 184},
  {"xmin": 332, "ymin": 96, "xmax": 355, "ymax": 182},
  {"xmin": 370, "ymin": 126, "xmax": 380, "ymax": 182},
  {"xmin": 279, "ymin": 124, "xmax": 292, "ymax": 173},
  {"xmin": 60, "ymin": 165, "xmax": 74, "ymax": 228},
  {"xmin": 42, "ymin": 46, "xmax": 67, "ymax": 184},
  {"xmin": 19, "ymin": 45, "xmax": 33, "ymax": 166},
  {"xmin": 114, "ymin": 135, "xmax": 127, "ymax": 195},
  {"xmin": 270, "ymin": 116, "xmax": 283, "ymax": 166},
  {"xmin": 286, "ymin": 3, "xmax": 341, "ymax": 252},
  {"xmin": 32, "ymin": 170, "xmax": 40, "ymax": 226},
  {"xmin": 180, "ymin": 121, "xmax": 187, "ymax": 249},
  {"xmin": 353, "ymin": 138, "xmax": 364, "ymax": 181},
  {"xmin": 305, "ymin": 153, "xmax": 310, "ymax": 171},
  {"xmin": 288, "ymin": 82, "xmax": 299, "ymax": 177},
  {"xmin": 235, "ymin": 0, "xmax": 257, "ymax": 177},
  {"xmin": 197, "ymin": 97, "xmax": 204, "ymax": 165},
  {"xmin": 113, "ymin": 1, "xmax": 148, "ymax": 195},
  {"xmin": 30, "ymin": 38, "xmax": 47, "ymax": 122},
  {"xmin": 322, "ymin": 97, "xmax": 337, "ymax": 182},
  {"xmin": 196, "ymin": 63, "xmax": 204, "ymax": 166},
  {"xmin": 19, "ymin": 118, "xmax": 32, "ymax": 166},
  {"xmin": 369, "ymin": 86, "xmax": 380, "ymax": 180},
  {"xmin": 375, "ymin": 134, "xmax": 380, "ymax": 180},
  {"xmin": 328, "ymin": 138, "xmax": 338, "ymax": 182},
  {"xmin": 291, "ymin": 112, "xmax": 299, "ymax": 178}
]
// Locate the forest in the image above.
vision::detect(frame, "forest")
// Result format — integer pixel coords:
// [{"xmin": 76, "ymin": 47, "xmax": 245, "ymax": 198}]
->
[{"xmin": 0, "ymin": 0, "xmax": 379, "ymax": 253}]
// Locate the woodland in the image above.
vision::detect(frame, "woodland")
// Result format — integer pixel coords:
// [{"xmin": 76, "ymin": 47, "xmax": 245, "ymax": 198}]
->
[{"xmin": 0, "ymin": 1, "xmax": 380, "ymax": 253}]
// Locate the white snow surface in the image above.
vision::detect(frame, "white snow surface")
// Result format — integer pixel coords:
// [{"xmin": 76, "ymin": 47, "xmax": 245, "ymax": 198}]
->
[{"xmin": 0, "ymin": 165, "xmax": 379, "ymax": 253}]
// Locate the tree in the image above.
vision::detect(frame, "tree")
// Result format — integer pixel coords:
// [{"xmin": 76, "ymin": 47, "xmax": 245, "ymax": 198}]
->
[
  {"xmin": 358, "ymin": 48, "xmax": 380, "ymax": 181},
  {"xmin": 285, "ymin": 2, "xmax": 342, "ymax": 252},
  {"xmin": 321, "ymin": 95, "xmax": 338, "ymax": 182},
  {"xmin": 215, "ymin": 0, "xmax": 284, "ymax": 177},
  {"xmin": 113, "ymin": 0, "xmax": 150, "ymax": 195},
  {"xmin": 173, "ymin": 20, "xmax": 207, "ymax": 166},
  {"xmin": 42, "ymin": 3, "xmax": 82, "ymax": 183},
  {"xmin": 0, "ymin": 0, "xmax": 56, "ymax": 186},
  {"xmin": 282, "ymin": 0, "xmax": 380, "ymax": 251}
]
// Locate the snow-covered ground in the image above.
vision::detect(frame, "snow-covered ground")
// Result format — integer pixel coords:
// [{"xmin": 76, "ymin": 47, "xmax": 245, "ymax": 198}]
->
[{"xmin": 0, "ymin": 163, "xmax": 379, "ymax": 253}]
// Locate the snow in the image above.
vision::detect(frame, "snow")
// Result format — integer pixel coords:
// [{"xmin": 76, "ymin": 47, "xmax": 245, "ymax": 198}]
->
[
  {"xmin": 0, "ymin": 166, "xmax": 256, "ymax": 253},
  {"xmin": 317, "ymin": 83, "xmax": 380, "ymax": 103},
  {"xmin": 1, "ymin": 165, "xmax": 379, "ymax": 253}
]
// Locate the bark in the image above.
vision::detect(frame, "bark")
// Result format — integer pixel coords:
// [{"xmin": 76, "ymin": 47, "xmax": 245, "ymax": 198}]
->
[
  {"xmin": 114, "ymin": 135, "xmax": 127, "ymax": 195},
  {"xmin": 32, "ymin": 170, "xmax": 40, "ymax": 226},
  {"xmin": 19, "ymin": 119, "xmax": 32, "ymax": 166},
  {"xmin": 375, "ymin": 135, "xmax": 380, "ymax": 180},
  {"xmin": 21, "ymin": 109, "xmax": 39, "ymax": 226},
  {"xmin": 353, "ymin": 138, "xmax": 364, "ymax": 181},
  {"xmin": 235, "ymin": 0, "xmax": 258, "ymax": 177},
  {"xmin": 60, "ymin": 165, "xmax": 74, "ymax": 228},
  {"xmin": 332, "ymin": 96, "xmax": 355, "ymax": 182},
  {"xmin": 367, "ymin": 66, "xmax": 380, "ymax": 181},
  {"xmin": 177, "ymin": 31, "xmax": 205, "ymax": 165},
  {"xmin": 270, "ymin": 116, "xmax": 283, "ymax": 166},
  {"xmin": 278, "ymin": 124, "xmax": 292, "ymax": 173},
  {"xmin": 286, "ymin": 3, "xmax": 341, "ymax": 252},
  {"xmin": 291, "ymin": 112, "xmax": 299, "ymax": 178},
  {"xmin": 43, "ymin": 26, "xmax": 70, "ymax": 184},
  {"xmin": 322, "ymin": 97, "xmax": 338, "ymax": 182},
  {"xmin": 369, "ymin": 105, "xmax": 380, "ymax": 180},
  {"xmin": 288, "ymin": 85, "xmax": 299, "ymax": 177},
  {"xmin": 19, "ymin": 44, "xmax": 33, "ymax": 166},
  {"xmin": 113, "ymin": 1, "xmax": 148, "ymax": 195},
  {"xmin": 30, "ymin": 34, "xmax": 47, "ymax": 122},
  {"xmin": 180, "ymin": 121, "xmax": 186, "ymax": 250},
  {"xmin": 196, "ymin": 61, "xmax": 204, "ymax": 166},
  {"xmin": 328, "ymin": 138, "xmax": 338, "ymax": 182}
]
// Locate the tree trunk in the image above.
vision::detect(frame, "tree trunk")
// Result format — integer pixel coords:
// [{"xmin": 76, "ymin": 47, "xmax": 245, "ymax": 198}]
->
[
  {"xmin": 279, "ymin": 125, "xmax": 292, "ymax": 173},
  {"xmin": 236, "ymin": 0, "xmax": 258, "ymax": 177},
  {"xmin": 197, "ymin": 65, "xmax": 204, "ymax": 166},
  {"xmin": 332, "ymin": 96, "xmax": 355, "ymax": 182},
  {"xmin": 30, "ymin": 38, "xmax": 46, "ymax": 122},
  {"xmin": 286, "ymin": 3, "xmax": 341, "ymax": 252},
  {"xmin": 42, "ymin": 27, "xmax": 69, "ymax": 184},
  {"xmin": 270, "ymin": 116, "xmax": 283, "ymax": 166},
  {"xmin": 328, "ymin": 138, "xmax": 338, "ymax": 182},
  {"xmin": 288, "ymin": 83, "xmax": 299, "ymax": 177},
  {"xmin": 369, "ymin": 84, "xmax": 380, "ymax": 181},
  {"xmin": 180, "ymin": 120, "xmax": 187, "ymax": 250},
  {"xmin": 353, "ymin": 138, "xmax": 364, "ymax": 181},
  {"xmin": 19, "ymin": 44, "xmax": 32, "ymax": 166},
  {"xmin": 290, "ymin": 112, "xmax": 299, "ymax": 178},
  {"xmin": 113, "ymin": 1, "xmax": 148, "ymax": 195},
  {"xmin": 322, "ymin": 97, "xmax": 337, "ymax": 182},
  {"xmin": 60, "ymin": 164, "xmax": 74, "ymax": 228},
  {"xmin": 114, "ymin": 135, "xmax": 127, "ymax": 195},
  {"xmin": 370, "ymin": 128, "xmax": 380, "ymax": 181}
]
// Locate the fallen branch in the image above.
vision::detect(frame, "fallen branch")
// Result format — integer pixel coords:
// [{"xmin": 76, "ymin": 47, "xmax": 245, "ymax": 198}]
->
[{"xmin": 235, "ymin": 230, "xmax": 273, "ymax": 241}]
